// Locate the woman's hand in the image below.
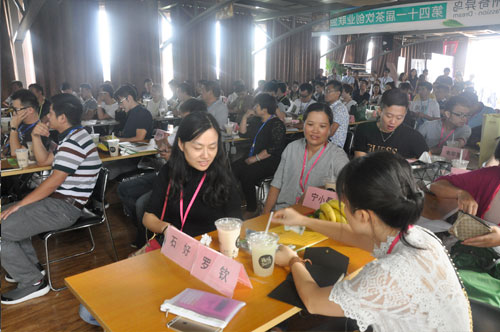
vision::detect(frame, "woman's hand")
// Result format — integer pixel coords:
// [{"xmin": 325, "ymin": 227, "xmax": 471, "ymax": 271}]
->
[
  {"xmin": 275, "ymin": 244, "xmax": 298, "ymax": 267},
  {"xmin": 272, "ymin": 208, "xmax": 307, "ymax": 227},
  {"xmin": 463, "ymin": 226, "xmax": 500, "ymax": 248},
  {"xmin": 244, "ymin": 156, "xmax": 257, "ymax": 165},
  {"xmin": 457, "ymin": 190, "xmax": 478, "ymax": 216}
]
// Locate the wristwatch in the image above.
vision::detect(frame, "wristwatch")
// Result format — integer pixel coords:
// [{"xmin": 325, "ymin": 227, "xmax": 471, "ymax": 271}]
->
[{"xmin": 10, "ymin": 127, "xmax": 17, "ymax": 131}]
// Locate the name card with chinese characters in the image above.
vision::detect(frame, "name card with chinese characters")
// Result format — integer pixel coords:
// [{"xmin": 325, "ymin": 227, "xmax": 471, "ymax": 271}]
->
[
  {"xmin": 191, "ymin": 245, "xmax": 252, "ymax": 298},
  {"xmin": 302, "ymin": 187, "xmax": 338, "ymax": 210},
  {"xmin": 161, "ymin": 226, "xmax": 200, "ymax": 271},
  {"xmin": 440, "ymin": 147, "xmax": 470, "ymax": 161},
  {"xmin": 161, "ymin": 226, "xmax": 252, "ymax": 298}
]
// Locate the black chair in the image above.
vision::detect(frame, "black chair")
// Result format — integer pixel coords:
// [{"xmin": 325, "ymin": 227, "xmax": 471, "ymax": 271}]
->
[
  {"xmin": 470, "ymin": 298, "xmax": 500, "ymax": 332},
  {"xmin": 43, "ymin": 167, "xmax": 118, "ymax": 291},
  {"xmin": 343, "ymin": 130, "xmax": 355, "ymax": 157},
  {"xmin": 256, "ymin": 176, "xmax": 274, "ymax": 209}
]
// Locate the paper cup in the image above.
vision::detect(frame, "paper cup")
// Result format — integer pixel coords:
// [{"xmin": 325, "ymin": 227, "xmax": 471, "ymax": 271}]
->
[
  {"xmin": 247, "ymin": 232, "xmax": 279, "ymax": 277},
  {"xmin": 15, "ymin": 148, "xmax": 29, "ymax": 168},
  {"xmin": 107, "ymin": 139, "xmax": 120, "ymax": 157},
  {"xmin": 215, "ymin": 218, "xmax": 242, "ymax": 258}
]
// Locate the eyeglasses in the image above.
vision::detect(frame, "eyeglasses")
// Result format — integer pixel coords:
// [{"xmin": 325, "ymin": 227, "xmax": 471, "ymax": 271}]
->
[
  {"xmin": 451, "ymin": 112, "xmax": 470, "ymax": 119},
  {"xmin": 324, "ymin": 89, "xmax": 336, "ymax": 94},
  {"xmin": 300, "ymin": 93, "xmax": 310, "ymax": 99},
  {"xmin": 118, "ymin": 98, "xmax": 127, "ymax": 105},
  {"xmin": 13, "ymin": 106, "xmax": 30, "ymax": 113}
]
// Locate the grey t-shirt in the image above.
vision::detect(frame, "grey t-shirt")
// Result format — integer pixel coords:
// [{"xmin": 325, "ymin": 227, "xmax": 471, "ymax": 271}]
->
[
  {"xmin": 208, "ymin": 99, "xmax": 228, "ymax": 128},
  {"xmin": 82, "ymin": 97, "xmax": 98, "ymax": 114},
  {"xmin": 271, "ymin": 138, "xmax": 349, "ymax": 211},
  {"xmin": 418, "ymin": 119, "xmax": 471, "ymax": 148}
]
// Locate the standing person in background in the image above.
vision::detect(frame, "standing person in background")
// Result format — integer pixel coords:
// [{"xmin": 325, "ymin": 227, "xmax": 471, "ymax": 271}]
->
[
  {"xmin": 201, "ymin": 80, "xmax": 228, "ymax": 128},
  {"xmin": 379, "ymin": 68, "xmax": 394, "ymax": 92},
  {"xmin": 145, "ymin": 84, "xmax": 168, "ymax": 118},
  {"xmin": 409, "ymin": 81, "xmax": 440, "ymax": 128},
  {"xmin": 232, "ymin": 94, "xmax": 286, "ymax": 219},
  {"xmin": 435, "ymin": 68, "xmax": 453, "ymax": 87},
  {"xmin": 325, "ymin": 81, "xmax": 349, "ymax": 148},
  {"xmin": 80, "ymin": 84, "xmax": 98, "ymax": 120},
  {"xmin": 28, "ymin": 83, "xmax": 51, "ymax": 122},
  {"xmin": 96, "ymin": 83, "xmax": 118, "ymax": 120},
  {"xmin": 141, "ymin": 79, "xmax": 153, "ymax": 101}
]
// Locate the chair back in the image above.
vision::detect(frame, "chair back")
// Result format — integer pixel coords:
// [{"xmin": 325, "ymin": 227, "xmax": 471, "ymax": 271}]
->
[
  {"xmin": 89, "ymin": 167, "xmax": 109, "ymax": 207},
  {"xmin": 343, "ymin": 130, "xmax": 354, "ymax": 156},
  {"xmin": 470, "ymin": 299, "xmax": 500, "ymax": 332}
]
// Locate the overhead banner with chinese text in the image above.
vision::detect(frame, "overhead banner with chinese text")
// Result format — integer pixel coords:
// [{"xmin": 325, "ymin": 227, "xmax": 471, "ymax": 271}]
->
[{"xmin": 313, "ymin": 1, "xmax": 500, "ymax": 36}]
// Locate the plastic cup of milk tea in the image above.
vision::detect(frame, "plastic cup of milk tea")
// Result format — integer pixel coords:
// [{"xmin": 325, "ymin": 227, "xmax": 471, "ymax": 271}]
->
[
  {"xmin": 247, "ymin": 232, "xmax": 279, "ymax": 277},
  {"xmin": 107, "ymin": 139, "xmax": 120, "ymax": 157},
  {"xmin": 215, "ymin": 218, "xmax": 242, "ymax": 258}
]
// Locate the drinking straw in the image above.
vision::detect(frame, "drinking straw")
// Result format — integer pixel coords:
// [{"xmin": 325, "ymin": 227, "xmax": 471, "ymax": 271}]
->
[
  {"xmin": 264, "ymin": 211, "xmax": 274, "ymax": 234},
  {"xmin": 459, "ymin": 149, "xmax": 463, "ymax": 161}
]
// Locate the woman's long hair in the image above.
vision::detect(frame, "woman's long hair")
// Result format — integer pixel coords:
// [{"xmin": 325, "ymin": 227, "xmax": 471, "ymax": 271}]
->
[{"xmin": 167, "ymin": 112, "xmax": 232, "ymax": 207}]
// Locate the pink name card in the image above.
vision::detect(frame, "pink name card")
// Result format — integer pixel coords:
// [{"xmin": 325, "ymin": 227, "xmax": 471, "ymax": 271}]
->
[
  {"xmin": 441, "ymin": 147, "xmax": 470, "ymax": 161},
  {"xmin": 302, "ymin": 187, "xmax": 338, "ymax": 210},
  {"xmin": 161, "ymin": 226, "xmax": 252, "ymax": 298},
  {"xmin": 161, "ymin": 226, "xmax": 200, "ymax": 271},
  {"xmin": 191, "ymin": 245, "xmax": 252, "ymax": 298},
  {"xmin": 451, "ymin": 167, "xmax": 471, "ymax": 175}
]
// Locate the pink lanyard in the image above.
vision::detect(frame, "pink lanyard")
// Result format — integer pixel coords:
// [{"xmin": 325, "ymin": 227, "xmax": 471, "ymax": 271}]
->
[
  {"xmin": 387, "ymin": 225, "xmax": 413, "ymax": 254},
  {"xmin": 299, "ymin": 143, "xmax": 327, "ymax": 193},
  {"xmin": 438, "ymin": 125, "xmax": 455, "ymax": 148},
  {"xmin": 160, "ymin": 173, "xmax": 207, "ymax": 231}
]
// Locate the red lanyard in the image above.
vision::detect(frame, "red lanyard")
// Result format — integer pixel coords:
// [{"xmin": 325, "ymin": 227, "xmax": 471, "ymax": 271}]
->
[
  {"xmin": 387, "ymin": 225, "xmax": 413, "ymax": 254},
  {"xmin": 299, "ymin": 143, "xmax": 327, "ymax": 193},
  {"xmin": 160, "ymin": 173, "xmax": 207, "ymax": 231},
  {"xmin": 438, "ymin": 125, "xmax": 455, "ymax": 148}
]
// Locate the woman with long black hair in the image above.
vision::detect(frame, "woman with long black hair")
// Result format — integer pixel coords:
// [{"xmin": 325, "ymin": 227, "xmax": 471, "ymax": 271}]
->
[{"xmin": 143, "ymin": 111, "xmax": 241, "ymax": 238}]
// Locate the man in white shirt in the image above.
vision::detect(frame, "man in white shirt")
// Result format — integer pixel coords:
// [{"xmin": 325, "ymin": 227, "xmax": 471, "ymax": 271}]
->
[
  {"xmin": 409, "ymin": 81, "xmax": 441, "ymax": 128},
  {"xmin": 325, "ymin": 80, "xmax": 349, "ymax": 148},
  {"xmin": 341, "ymin": 68, "xmax": 355, "ymax": 85},
  {"xmin": 379, "ymin": 68, "xmax": 394, "ymax": 92}
]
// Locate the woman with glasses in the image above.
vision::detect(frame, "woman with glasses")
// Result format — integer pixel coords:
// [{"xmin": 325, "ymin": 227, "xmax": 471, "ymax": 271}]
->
[
  {"xmin": 418, "ymin": 95, "xmax": 472, "ymax": 155},
  {"xmin": 232, "ymin": 93, "xmax": 286, "ymax": 219}
]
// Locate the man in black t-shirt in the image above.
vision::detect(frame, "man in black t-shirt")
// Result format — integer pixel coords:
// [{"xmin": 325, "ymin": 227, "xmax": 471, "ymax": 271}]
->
[
  {"xmin": 114, "ymin": 85, "xmax": 153, "ymax": 142},
  {"xmin": 2, "ymin": 89, "xmax": 51, "ymax": 160},
  {"xmin": 353, "ymin": 89, "xmax": 429, "ymax": 159}
]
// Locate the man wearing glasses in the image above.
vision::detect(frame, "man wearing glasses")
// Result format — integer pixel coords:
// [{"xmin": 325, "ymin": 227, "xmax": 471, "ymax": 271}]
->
[
  {"xmin": 114, "ymin": 84, "xmax": 153, "ymax": 143},
  {"xmin": 2, "ymin": 89, "xmax": 51, "ymax": 160},
  {"xmin": 287, "ymin": 83, "xmax": 316, "ymax": 117},
  {"xmin": 418, "ymin": 95, "xmax": 471, "ymax": 155}
]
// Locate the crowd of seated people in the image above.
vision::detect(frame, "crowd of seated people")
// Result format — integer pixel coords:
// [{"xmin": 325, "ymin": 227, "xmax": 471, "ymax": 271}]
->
[{"xmin": 2, "ymin": 63, "xmax": 500, "ymax": 331}]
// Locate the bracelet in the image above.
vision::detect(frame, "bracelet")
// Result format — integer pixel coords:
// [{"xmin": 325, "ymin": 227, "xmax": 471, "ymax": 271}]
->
[
  {"xmin": 161, "ymin": 224, "xmax": 169, "ymax": 234},
  {"xmin": 288, "ymin": 256, "xmax": 312, "ymax": 268},
  {"xmin": 255, "ymin": 155, "xmax": 261, "ymax": 162}
]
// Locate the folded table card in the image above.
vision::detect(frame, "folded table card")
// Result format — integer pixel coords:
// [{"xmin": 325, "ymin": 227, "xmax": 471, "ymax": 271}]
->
[
  {"xmin": 302, "ymin": 187, "xmax": 338, "ymax": 211},
  {"xmin": 161, "ymin": 226, "xmax": 252, "ymax": 298}
]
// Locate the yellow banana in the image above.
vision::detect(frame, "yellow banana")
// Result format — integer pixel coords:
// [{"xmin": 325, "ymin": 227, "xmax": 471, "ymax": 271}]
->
[
  {"xmin": 340, "ymin": 215, "xmax": 348, "ymax": 224},
  {"xmin": 333, "ymin": 209, "xmax": 343, "ymax": 223},
  {"xmin": 318, "ymin": 211, "xmax": 327, "ymax": 220},
  {"xmin": 97, "ymin": 143, "xmax": 109, "ymax": 152},
  {"xmin": 320, "ymin": 202, "xmax": 336, "ymax": 222},
  {"xmin": 328, "ymin": 199, "xmax": 341, "ymax": 211}
]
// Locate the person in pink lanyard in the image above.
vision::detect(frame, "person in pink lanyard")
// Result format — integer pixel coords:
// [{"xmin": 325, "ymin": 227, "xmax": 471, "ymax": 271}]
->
[
  {"xmin": 142, "ymin": 111, "xmax": 242, "ymax": 242},
  {"xmin": 431, "ymin": 141, "xmax": 500, "ymax": 248},
  {"xmin": 271, "ymin": 152, "xmax": 471, "ymax": 331}
]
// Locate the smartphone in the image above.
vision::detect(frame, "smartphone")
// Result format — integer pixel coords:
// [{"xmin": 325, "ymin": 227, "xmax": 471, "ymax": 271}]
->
[{"xmin": 167, "ymin": 317, "xmax": 221, "ymax": 332}]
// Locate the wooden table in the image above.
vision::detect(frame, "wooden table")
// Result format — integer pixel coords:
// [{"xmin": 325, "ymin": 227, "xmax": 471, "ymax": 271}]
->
[
  {"xmin": 1, "ymin": 150, "xmax": 158, "ymax": 177},
  {"xmin": 65, "ymin": 206, "xmax": 374, "ymax": 332}
]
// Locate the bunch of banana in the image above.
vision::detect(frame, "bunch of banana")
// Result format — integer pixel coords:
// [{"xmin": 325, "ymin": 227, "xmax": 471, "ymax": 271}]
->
[
  {"xmin": 318, "ymin": 199, "xmax": 347, "ymax": 223},
  {"xmin": 97, "ymin": 142, "xmax": 109, "ymax": 152}
]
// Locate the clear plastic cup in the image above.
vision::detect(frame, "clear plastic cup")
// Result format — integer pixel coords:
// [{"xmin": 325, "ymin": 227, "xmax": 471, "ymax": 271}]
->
[
  {"xmin": 224, "ymin": 123, "xmax": 233, "ymax": 135},
  {"xmin": 15, "ymin": 148, "xmax": 29, "ymax": 168},
  {"xmin": 215, "ymin": 218, "xmax": 242, "ymax": 258},
  {"xmin": 451, "ymin": 159, "xmax": 469, "ymax": 169},
  {"xmin": 107, "ymin": 139, "xmax": 120, "ymax": 157},
  {"xmin": 247, "ymin": 232, "xmax": 279, "ymax": 277},
  {"xmin": 90, "ymin": 133, "xmax": 100, "ymax": 145}
]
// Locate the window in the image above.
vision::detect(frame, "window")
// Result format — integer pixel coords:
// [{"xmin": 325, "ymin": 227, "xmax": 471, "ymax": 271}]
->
[
  {"xmin": 253, "ymin": 24, "xmax": 267, "ymax": 89},
  {"xmin": 365, "ymin": 39, "xmax": 374, "ymax": 73},
  {"xmin": 22, "ymin": 31, "xmax": 36, "ymax": 84},
  {"xmin": 160, "ymin": 14, "xmax": 174, "ymax": 98},
  {"xmin": 215, "ymin": 21, "xmax": 221, "ymax": 80},
  {"xmin": 320, "ymin": 35, "xmax": 328, "ymax": 74},
  {"xmin": 98, "ymin": 5, "xmax": 111, "ymax": 82}
]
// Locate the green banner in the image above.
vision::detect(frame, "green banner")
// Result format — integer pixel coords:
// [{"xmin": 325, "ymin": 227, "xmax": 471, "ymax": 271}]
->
[{"xmin": 330, "ymin": 3, "xmax": 447, "ymax": 28}]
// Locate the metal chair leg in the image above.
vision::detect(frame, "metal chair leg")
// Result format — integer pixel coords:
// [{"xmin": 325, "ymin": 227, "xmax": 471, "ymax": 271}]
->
[{"xmin": 103, "ymin": 210, "xmax": 119, "ymax": 261}]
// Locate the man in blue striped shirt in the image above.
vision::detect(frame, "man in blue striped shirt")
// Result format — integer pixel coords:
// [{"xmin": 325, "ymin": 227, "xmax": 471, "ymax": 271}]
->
[{"xmin": 1, "ymin": 93, "xmax": 101, "ymax": 305}]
